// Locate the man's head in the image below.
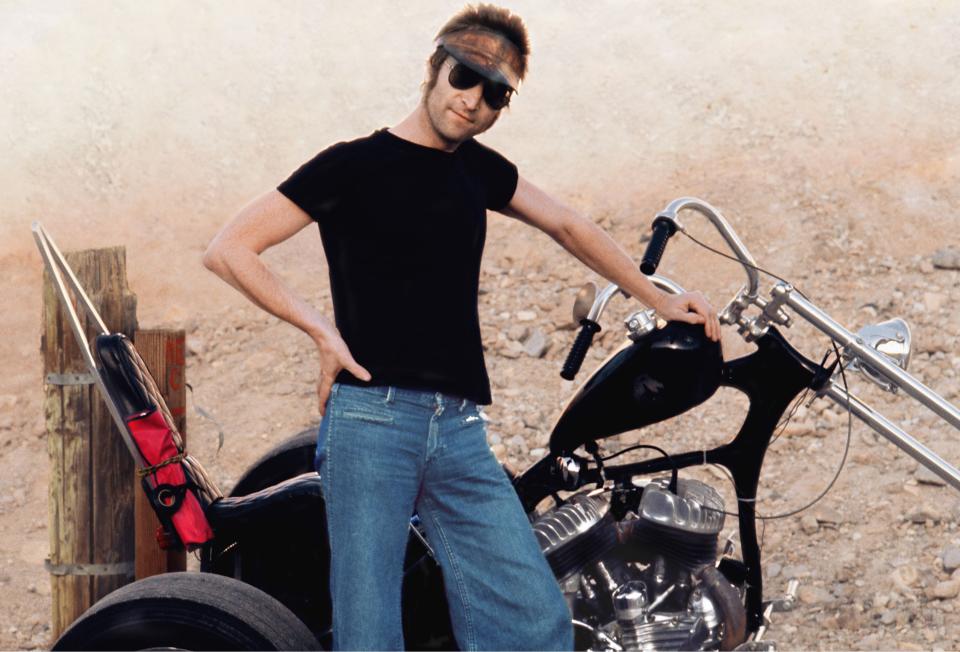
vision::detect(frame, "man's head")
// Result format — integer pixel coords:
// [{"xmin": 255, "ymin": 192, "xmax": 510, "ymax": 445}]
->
[{"xmin": 421, "ymin": 4, "xmax": 530, "ymax": 146}]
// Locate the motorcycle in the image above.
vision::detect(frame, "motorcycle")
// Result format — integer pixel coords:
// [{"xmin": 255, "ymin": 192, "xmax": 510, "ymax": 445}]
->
[{"xmin": 34, "ymin": 196, "xmax": 960, "ymax": 650}]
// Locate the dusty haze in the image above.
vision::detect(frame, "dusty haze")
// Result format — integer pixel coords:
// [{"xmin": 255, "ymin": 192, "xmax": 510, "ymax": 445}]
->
[{"xmin": 1, "ymin": 2, "xmax": 959, "ymax": 649}]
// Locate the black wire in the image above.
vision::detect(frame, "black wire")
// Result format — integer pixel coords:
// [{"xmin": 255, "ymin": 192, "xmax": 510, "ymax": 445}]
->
[
  {"xmin": 768, "ymin": 350, "xmax": 830, "ymax": 446},
  {"xmin": 678, "ymin": 230, "xmax": 812, "ymax": 299},
  {"xmin": 601, "ymin": 442, "xmax": 673, "ymax": 464},
  {"xmin": 699, "ymin": 339, "xmax": 852, "ymax": 521},
  {"xmin": 671, "ymin": 227, "xmax": 855, "ymax": 521},
  {"xmin": 769, "ymin": 386, "xmax": 811, "ymax": 447}
]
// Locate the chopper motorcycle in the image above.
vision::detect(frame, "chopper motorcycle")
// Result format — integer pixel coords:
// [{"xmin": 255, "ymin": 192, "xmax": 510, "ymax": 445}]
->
[{"xmin": 35, "ymin": 196, "xmax": 960, "ymax": 650}]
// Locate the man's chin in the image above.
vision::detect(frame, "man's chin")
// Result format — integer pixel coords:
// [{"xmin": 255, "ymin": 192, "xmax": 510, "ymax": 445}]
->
[{"xmin": 436, "ymin": 121, "xmax": 475, "ymax": 146}]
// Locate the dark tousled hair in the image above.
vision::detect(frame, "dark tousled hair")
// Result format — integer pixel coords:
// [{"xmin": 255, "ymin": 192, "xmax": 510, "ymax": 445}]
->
[{"xmin": 425, "ymin": 4, "xmax": 531, "ymax": 92}]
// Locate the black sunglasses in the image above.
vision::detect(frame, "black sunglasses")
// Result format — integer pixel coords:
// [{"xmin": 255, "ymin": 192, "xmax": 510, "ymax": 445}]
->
[{"xmin": 447, "ymin": 60, "xmax": 513, "ymax": 110}]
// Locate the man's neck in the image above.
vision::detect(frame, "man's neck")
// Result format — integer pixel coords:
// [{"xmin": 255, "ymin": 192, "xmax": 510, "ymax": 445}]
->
[{"xmin": 391, "ymin": 106, "xmax": 461, "ymax": 153}]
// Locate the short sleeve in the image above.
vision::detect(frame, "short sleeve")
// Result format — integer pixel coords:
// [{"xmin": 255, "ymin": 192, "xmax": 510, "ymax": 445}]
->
[
  {"xmin": 463, "ymin": 139, "xmax": 519, "ymax": 211},
  {"xmin": 276, "ymin": 141, "xmax": 352, "ymax": 223}
]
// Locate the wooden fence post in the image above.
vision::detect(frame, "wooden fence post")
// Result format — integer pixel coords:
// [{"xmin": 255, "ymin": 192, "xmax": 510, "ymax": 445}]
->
[
  {"xmin": 133, "ymin": 329, "xmax": 187, "ymax": 578},
  {"xmin": 42, "ymin": 247, "xmax": 138, "ymax": 640}
]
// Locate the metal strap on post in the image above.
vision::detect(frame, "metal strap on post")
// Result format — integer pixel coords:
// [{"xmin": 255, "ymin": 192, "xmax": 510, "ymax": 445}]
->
[{"xmin": 45, "ymin": 559, "xmax": 135, "ymax": 578}]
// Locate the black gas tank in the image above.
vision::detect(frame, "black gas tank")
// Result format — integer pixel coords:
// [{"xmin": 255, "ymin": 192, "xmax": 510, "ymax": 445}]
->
[{"xmin": 549, "ymin": 321, "xmax": 723, "ymax": 455}]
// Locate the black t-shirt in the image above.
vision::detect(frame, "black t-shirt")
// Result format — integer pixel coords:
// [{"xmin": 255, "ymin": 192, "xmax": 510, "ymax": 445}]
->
[{"xmin": 277, "ymin": 128, "xmax": 518, "ymax": 405}]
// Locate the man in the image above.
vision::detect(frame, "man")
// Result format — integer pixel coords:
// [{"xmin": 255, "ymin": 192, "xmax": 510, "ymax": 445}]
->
[{"xmin": 203, "ymin": 4, "xmax": 720, "ymax": 650}]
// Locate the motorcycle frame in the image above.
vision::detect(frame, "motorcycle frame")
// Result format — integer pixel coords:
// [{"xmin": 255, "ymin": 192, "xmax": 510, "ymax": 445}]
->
[
  {"xmin": 517, "ymin": 196, "xmax": 960, "ymax": 636},
  {"xmin": 515, "ymin": 326, "xmax": 819, "ymax": 633}
]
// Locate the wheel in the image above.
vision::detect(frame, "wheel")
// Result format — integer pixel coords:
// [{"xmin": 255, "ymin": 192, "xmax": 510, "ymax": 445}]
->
[
  {"xmin": 231, "ymin": 428, "xmax": 318, "ymax": 496},
  {"xmin": 204, "ymin": 428, "xmax": 331, "ymax": 646},
  {"xmin": 52, "ymin": 572, "xmax": 321, "ymax": 650}
]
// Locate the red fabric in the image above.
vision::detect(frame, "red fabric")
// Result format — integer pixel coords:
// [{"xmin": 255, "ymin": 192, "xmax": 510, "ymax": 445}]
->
[{"xmin": 126, "ymin": 409, "xmax": 214, "ymax": 546}]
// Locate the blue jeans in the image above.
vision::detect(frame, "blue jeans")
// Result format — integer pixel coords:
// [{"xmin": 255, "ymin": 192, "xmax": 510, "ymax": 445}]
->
[{"xmin": 316, "ymin": 383, "xmax": 573, "ymax": 651}]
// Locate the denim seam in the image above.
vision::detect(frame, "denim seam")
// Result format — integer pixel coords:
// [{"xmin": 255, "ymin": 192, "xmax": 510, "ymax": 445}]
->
[
  {"xmin": 423, "ymin": 499, "xmax": 476, "ymax": 651},
  {"xmin": 322, "ymin": 391, "xmax": 339, "ymax": 646}
]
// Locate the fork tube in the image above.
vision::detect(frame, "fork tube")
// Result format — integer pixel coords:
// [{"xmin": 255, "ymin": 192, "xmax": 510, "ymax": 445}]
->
[
  {"xmin": 824, "ymin": 382, "xmax": 960, "ymax": 491},
  {"xmin": 778, "ymin": 284, "xmax": 960, "ymax": 429}
]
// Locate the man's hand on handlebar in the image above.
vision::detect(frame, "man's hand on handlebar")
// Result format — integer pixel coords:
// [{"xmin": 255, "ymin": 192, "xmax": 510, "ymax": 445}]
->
[{"xmin": 654, "ymin": 291, "xmax": 721, "ymax": 342}]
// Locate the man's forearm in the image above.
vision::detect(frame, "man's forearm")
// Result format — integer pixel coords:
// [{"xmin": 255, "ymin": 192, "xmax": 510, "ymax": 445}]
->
[
  {"xmin": 552, "ymin": 211, "xmax": 666, "ymax": 311},
  {"xmin": 203, "ymin": 245, "xmax": 332, "ymax": 341}
]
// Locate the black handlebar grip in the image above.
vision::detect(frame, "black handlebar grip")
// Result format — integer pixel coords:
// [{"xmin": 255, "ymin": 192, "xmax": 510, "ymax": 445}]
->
[
  {"xmin": 561, "ymin": 319, "xmax": 602, "ymax": 380},
  {"xmin": 639, "ymin": 217, "xmax": 678, "ymax": 275}
]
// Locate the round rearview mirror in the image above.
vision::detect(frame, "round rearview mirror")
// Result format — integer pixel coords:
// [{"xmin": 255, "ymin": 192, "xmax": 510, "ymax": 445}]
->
[
  {"xmin": 572, "ymin": 281, "xmax": 598, "ymax": 324},
  {"xmin": 845, "ymin": 318, "xmax": 912, "ymax": 392}
]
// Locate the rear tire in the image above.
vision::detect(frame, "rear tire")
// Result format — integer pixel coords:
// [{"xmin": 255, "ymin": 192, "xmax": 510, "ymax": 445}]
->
[
  {"xmin": 52, "ymin": 572, "xmax": 321, "ymax": 650},
  {"xmin": 231, "ymin": 428, "xmax": 318, "ymax": 496}
]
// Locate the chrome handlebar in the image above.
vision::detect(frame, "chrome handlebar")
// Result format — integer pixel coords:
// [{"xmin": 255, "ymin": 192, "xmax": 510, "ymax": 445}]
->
[{"xmin": 579, "ymin": 197, "xmax": 960, "ymax": 492}]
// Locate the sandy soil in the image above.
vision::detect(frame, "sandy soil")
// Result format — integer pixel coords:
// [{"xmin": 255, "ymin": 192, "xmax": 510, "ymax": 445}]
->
[{"xmin": 1, "ymin": 1, "xmax": 959, "ymax": 649}]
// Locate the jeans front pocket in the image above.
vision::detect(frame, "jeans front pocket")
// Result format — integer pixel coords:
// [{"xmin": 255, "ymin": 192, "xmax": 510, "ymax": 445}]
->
[{"xmin": 339, "ymin": 408, "xmax": 395, "ymax": 425}]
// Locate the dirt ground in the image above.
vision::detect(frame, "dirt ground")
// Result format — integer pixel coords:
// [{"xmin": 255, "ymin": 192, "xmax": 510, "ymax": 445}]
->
[{"xmin": 2, "ymin": 1, "xmax": 959, "ymax": 649}]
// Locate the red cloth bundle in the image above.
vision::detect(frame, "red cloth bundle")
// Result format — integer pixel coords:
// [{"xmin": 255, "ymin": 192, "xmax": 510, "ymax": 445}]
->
[{"xmin": 126, "ymin": 409, "xmax": 214, "ymax": 547}]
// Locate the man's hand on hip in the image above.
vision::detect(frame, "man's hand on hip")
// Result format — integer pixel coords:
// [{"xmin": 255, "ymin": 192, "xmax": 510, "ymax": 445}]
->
[{"xmin": 315, "ymin": 325, "xmax": 372, "ymax": 416}]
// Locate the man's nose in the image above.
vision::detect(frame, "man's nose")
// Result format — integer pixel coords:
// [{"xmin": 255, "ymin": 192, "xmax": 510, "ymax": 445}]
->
[{"xmin": 461, "ymin": 83, "xmax": 482, "ymax": 110}]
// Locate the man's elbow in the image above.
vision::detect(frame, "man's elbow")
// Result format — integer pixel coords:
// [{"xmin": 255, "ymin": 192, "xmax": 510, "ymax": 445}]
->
[{"xmin": 202, "ymin": 242, "xmax": 226, "ymax": 275}]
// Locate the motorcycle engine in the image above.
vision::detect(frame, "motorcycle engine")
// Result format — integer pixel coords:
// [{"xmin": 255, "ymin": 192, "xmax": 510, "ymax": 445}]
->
[{"xmin": 532, "ymin": 477, "xmax": 745, "ymax": 651}]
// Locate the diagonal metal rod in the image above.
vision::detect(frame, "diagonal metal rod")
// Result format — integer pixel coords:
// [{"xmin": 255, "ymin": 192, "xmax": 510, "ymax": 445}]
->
[
  {"xmin": 779, "ymin": 284, "xmax": 960, "ymax": 430},
  {"xmin": 825, "ymin": 381, "xmax": 960, "ymax": 492},
  {"xmin": 32, "ymin": 222, "xmax": 110, "ymax": 334},
  {"xmin": 32, "ymin": 221, "xmax": 147, "ymax": 467}
]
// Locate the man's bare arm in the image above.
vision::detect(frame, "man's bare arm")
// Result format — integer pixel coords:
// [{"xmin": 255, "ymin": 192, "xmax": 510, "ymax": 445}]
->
[
  {"xmin": 502, "ymin": 176, "xmax": 720, "ymax": 341},
  {"xmin": 203, "ymin": 191, "xmax": 327, "ymax": 335},
  {"xmin": 203, "ymin": 190, "xmax": 370, "ymax": 414}
]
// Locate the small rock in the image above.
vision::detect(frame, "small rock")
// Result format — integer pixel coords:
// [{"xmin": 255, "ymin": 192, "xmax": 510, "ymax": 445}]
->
[
  {"xmin": 924, "ymin": 292, "xmax": 947, "ymax": 312},
  {"xmin": 906, "ymin": 506, "xmax": 946, "ymax": 524},
  {"xmin": 783, "ymin": 564, "xmax": 812, "ymax": 578},
  {"xmin": 272, "ymin": 382, "xmax": 296, "ymax": 396},
  {"xmin": 529, "ymin": 447, "xmax": 546, "ymax": 458},
  {"xmin": 941, "ymin": 546, "xmax": 960, "ymax": 573},
  {"xmin": 880, "ymin": 609, "xmax": 896, "ymax": 625},
  {"xmin": 931, "ymin": 248, "xmax": 960, "ymax": 270},
  {"xmin": 487, "ymin": 433, "xmax": 501, "ymax": 445},
  {"xmin": 890, "ymin": 565, "xmax": 920, "ymax": 593},
  {"xmin": 186, "ymin": 336, "xmax": 206, "ymax": 357},
  {"xmin": 781, "ymin": 422, "xmax": 816, "ymax": 438},
  {"xmin": 489, "ymin": 443, "xmax": 506, "ymax": 458},
  {"xmin": 797, "ymin": 585, "xmax": 831, "ymax": 605},
  {"xmin": 856, "ymin": 634, "xmax": 882, "ymax": 650},
  {"xmin": 915, "ymin": 465, "xmax": 947, "ymax": 486},
  {"xmin": 505, "ymin": 324, "xmax": 529, "ymax": 341},
  {"xmin": 522, "ymin": 328, "xmax": 552, "ymax": 358},
  {"xmin": 499, "ymin": 341, "xmax": 523, "ymax": 359},
  {"xmin": 508, "ymin": 434, "xmax": 527, "ymax": 448},
  {"xmin": 800, "ymin": 513, "xmax": 820, "ymax": 534},
  {"xmin": 521, "ymin": 410, "xmax": 545, "ymax": 429},
  {"xmin": 929, "ymin": 580, "xmax": 960, "ymax": 600},
  {"xmin": 766, "ymin": 562, "xmax": 782, "ymax": 579},
  {"xmin": 814, "ymin": 506, "xmax": 845, "ymax": 525},
  {"xmin": 516, "ymin": 310, "xmax": 537, "ymax": 322}
]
